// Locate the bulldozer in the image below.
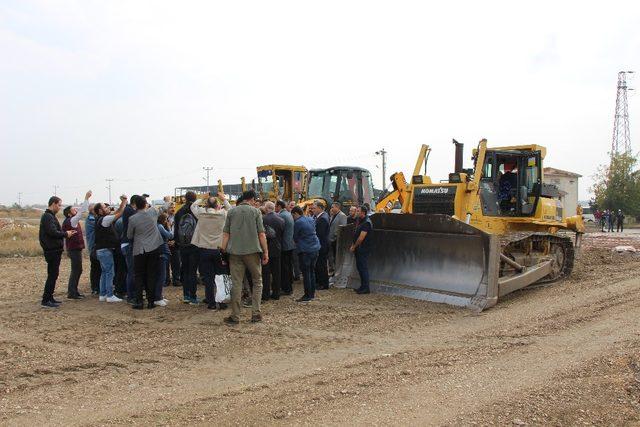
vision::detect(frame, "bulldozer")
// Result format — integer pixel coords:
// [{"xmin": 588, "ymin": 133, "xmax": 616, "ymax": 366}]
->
[{"xmin": 335, "ymin": 139, "xmax": 584, "ymax": 311}]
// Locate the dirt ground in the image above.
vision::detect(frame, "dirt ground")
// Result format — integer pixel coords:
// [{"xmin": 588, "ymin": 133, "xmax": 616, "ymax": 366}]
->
[{"xmin": 1, "ymin": 233, "xmax": 640, "ymax": 426}]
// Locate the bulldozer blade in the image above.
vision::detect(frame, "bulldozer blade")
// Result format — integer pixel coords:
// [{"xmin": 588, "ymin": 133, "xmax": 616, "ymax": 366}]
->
[{"xmin": 334, "ymin": 214, "xmax": 500, "ymax": 311}]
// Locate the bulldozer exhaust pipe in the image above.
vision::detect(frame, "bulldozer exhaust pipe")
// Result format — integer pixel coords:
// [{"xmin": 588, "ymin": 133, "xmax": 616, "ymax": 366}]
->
[{"xmin": 453, "ymin": 139, "xmax": 464, "ymax": 173}]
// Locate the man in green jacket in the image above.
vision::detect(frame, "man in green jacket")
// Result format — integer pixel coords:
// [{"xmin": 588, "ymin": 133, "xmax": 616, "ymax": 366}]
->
[{"xmin": 221, "ymin": 190, "xmax": 269, "ymax": 324}]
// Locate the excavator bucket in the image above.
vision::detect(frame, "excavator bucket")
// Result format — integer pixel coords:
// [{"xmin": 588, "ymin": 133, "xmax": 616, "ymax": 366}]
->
[{"xmin": 334, "ymin": 213, "xmax": 500, "ymax": 311}]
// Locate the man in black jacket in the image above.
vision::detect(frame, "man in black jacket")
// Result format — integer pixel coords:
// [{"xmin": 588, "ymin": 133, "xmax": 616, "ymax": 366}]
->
[
  {"xmin": 261, "ymin": 201, "xmax": 285, "ymax": 300},
  {"xmin": 39, "ymin": 196, "xmax": 76, "ymax": 308},
  {"xmin": 311, "ymin": 200, "xmax": 331, "ymax": 290}
]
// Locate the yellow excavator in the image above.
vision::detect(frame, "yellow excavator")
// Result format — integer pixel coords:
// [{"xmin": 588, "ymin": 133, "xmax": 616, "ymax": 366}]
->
[{"xmin": 336, "ymin": 139, "xmax": 584, "ymax": 311}]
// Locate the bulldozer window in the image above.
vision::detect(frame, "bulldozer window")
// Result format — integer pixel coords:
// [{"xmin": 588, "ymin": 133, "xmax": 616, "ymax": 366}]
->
[
  {"xmin": 524, "ymin": 157, "xmax": 538, "ymax": 193},
  {"xmin": 483, "ymin": 159, "xmax": 494, "ymax": 179}
]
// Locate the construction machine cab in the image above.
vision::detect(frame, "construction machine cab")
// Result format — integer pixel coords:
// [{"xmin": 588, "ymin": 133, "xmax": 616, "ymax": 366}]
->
[
  {"xmin": 306, "ymin": 167, "xmax": 374, "ymax": 214},
  {"xmin": 256, "ymin": 165, "xmax": 307, "ymax": 202},
  {"xmin": 478, "ymin": 148, "xmax": 543, "ymax": 217}
]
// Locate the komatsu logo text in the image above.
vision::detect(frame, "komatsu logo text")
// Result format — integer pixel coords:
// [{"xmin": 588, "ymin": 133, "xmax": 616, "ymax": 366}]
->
[{"xmin": 419, "ymin": 187, "xmax": 452, "ymax": 195}]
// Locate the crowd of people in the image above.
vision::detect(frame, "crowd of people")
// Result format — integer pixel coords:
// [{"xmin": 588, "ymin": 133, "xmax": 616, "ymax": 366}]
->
[
  {"xmin": 594, "ymin": 209, "xmax": 625, "ymax": 233},
  {"xmin": 38, "ymin": 190, "xmax": 373, "ymax": 324}
]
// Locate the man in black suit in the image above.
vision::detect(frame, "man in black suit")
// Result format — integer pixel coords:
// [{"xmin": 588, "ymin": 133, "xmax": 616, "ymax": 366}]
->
[{"xmin": 311, "ymin": 200, "xmax": 330, "ymax": 290}]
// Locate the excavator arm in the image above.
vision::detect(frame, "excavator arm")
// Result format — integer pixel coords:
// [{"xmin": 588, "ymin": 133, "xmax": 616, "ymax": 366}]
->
[
  {"xmin": 374, "ymin": 144, "xmax": 431, "ymax": 213},
  {"xmin": 375, "ymin": 172, "xmax": 409, "ymax": 212}
]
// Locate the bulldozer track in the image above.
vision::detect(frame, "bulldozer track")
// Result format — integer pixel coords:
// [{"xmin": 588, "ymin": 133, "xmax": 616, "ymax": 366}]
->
[{"xmin": 500, "ymin": 232, "xmax": 575, "ymax": 283}]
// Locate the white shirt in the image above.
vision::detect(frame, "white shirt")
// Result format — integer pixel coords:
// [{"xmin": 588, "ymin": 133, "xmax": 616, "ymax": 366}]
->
[
  {"xmin": 70, "ymin": 199, "xmax": 89, "ymax": 228},
  {"xmin": 101, "ymin": 214, "xmax": 116, "ymax": 227}
]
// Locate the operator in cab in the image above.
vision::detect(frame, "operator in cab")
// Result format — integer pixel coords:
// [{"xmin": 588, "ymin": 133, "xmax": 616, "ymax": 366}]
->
[{"xmin": 498, "ymin": 161, "xmax": 518, "ymax": 212}]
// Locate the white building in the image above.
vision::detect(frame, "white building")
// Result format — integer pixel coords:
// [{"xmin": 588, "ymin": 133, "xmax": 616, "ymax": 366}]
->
[{"xmin": 543, "ymin": 167, "xmax": 581, "ymax": 217}]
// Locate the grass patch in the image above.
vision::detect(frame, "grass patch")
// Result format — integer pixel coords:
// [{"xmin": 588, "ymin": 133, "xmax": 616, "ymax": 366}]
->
[{"xmin": 0, "ymin": 227, "xmax": 41, "ymax": 257}]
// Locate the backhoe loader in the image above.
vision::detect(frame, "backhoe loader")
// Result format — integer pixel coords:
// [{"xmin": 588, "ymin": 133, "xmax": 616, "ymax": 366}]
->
[
  {"xmin": 335, "ymin": 139, "xmax": 584, "ymax": 311},
  {"xmin": 256, "ymin": 165, "xmax": 308, "ymax": 202},
  {"xmin": 300, "ymin": 166, "xmax": 375, "ymax": 214}
]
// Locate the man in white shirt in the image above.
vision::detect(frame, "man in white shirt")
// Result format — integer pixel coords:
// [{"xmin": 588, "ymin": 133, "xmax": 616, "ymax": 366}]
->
[{"xmin": 190, "ymin": 192, "xmax": 231, "ymax": 309}]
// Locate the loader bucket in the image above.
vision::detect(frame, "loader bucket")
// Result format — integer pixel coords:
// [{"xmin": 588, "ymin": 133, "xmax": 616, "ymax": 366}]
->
[{"xmin": 334, "ymin": 213, "xmax": 500, "ymax": 311}]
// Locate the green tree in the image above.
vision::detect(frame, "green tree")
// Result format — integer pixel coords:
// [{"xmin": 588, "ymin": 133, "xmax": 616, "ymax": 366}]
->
[{"xmin": 591, "ymin": 152, "xmax": 640, "ymax": 217}]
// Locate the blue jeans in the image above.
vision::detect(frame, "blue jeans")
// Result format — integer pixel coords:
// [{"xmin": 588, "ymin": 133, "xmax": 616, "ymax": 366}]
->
[
  {"xmin": 156, "ymin": 254, "xmax": 169, "ymax": 301},
  {"xmin": 298, "ymin": 251, "xmax": 318, "ymax": 299},
  {"xmin": 354, "ymin": 248, "xmax": 370, "ymax": 291},
  {"xmin": 121, "ymin": 244, "xmax": 135, "ymax": 298},
  {"xmin": 96, "ymin": 248, "xmax": 115, "ymax": 298}
]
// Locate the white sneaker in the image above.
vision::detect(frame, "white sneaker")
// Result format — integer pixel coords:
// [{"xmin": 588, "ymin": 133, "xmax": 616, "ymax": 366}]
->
[
  {"xmin": 99, "ymin": 296, "xmax": 107, "ymax": 302},
  {"xmin": 162, "ymin": 297, "xmax": 169, "ymax": 303},
  {"xmin": 106, "ymin": 296, "xmax": 123, "ymax": 303},
  {"xmin": 154, "ymin": 299, "xmax": 168, "ymax": 307}
]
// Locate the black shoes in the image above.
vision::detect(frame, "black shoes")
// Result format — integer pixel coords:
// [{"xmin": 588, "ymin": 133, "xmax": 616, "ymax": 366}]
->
[
  {"xmin": 207, "ymin": 304, "xmax": 217, "ymax": 310},
  {"xmin": 281, "ymin": 290, "xmax": 293, "ymax": 296},
  {"xmin": 51, "ymin": 298, "xmax": 62, "ymax": 304},
  {"xmin": 270, "ymin": 294, "xmax": 280, "ymax": 300},
  {"xmin": 67, "ymin": 294, "xmax": 85, "ymax": 299},
  {"xmin": 132, "ymin": 302, "xmax": 144, "ymax": 310},
  {"xmin": 251, "ymin": 314, "xmax": 262, "ymax": 323},
  {"xmin": 317, "ymin": 285, "xmax": 329, "ymax": 290},
  {"xmin": 355, "ymin": 288, "xmax": 370, "ymax": 294},
  {"xmin": 41, "ymin": 300, "xmax": 60, "ymax": 308},
  {"xmin": 223, "ymin": 316, "xmax": 239, "ymax": 325},
  {"xmin": 296, "ymin": 296, "xmax": 313, "ymax": 303},
  {"xmin": 147, "ymin": 302, "xmax": 156, "ymax": 309},
  {"xmin": 218, "ymin": 303, "xmax": 228, "ymax": 310}
]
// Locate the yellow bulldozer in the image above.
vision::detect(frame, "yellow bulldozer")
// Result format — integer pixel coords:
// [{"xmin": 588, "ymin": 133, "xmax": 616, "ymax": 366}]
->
[
  {"xmin": 336, "ymin": 139, "xmax": 584, "ymax": 311},
  {"xmin": 255, "ymin": 165, "xmax": 308, "ymax": 202}
]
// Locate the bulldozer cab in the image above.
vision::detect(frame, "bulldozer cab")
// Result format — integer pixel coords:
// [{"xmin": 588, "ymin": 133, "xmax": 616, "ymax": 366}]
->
[
  {"xmin": 306, "ymin": 167, "xmax": 374, "ymax": 213},
  {"xmin": 479, "ymin": 149, "xmax": 542, "ymax": 217},
  {"xmin": 256, "ymin": 165, "xmax": 307, "ymax": 202}
]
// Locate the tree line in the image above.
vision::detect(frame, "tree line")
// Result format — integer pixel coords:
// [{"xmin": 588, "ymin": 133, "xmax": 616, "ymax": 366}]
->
[{"xmin": 591, "ymin": 152, "xmax": 640, "ymax": 218}]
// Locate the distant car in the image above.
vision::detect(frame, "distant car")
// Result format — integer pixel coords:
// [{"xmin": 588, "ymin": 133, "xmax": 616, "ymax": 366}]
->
[{"xmin": 581, "ymin": 206, "xmax": 595, "ymax": 223}]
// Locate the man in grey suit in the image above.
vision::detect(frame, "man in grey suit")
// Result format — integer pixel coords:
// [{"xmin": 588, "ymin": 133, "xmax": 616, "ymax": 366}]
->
[
  {"xmin": 127, "ymin": 196, "xmax": 164, "ymax": 309},
  {"xmin": 328, "ymin": 202, "xmax": 348, "ymax": 274}
]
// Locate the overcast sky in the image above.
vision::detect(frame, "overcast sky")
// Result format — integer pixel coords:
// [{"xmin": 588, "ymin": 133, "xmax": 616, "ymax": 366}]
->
[{"xmin": 1, "ymin": 0, "xmax": 638, "ymax": 206}]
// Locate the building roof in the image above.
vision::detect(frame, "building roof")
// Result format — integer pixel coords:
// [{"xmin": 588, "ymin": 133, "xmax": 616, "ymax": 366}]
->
[{"xmin": 543, "ymin": 167, "xmax": 582, "ymax": 178}]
